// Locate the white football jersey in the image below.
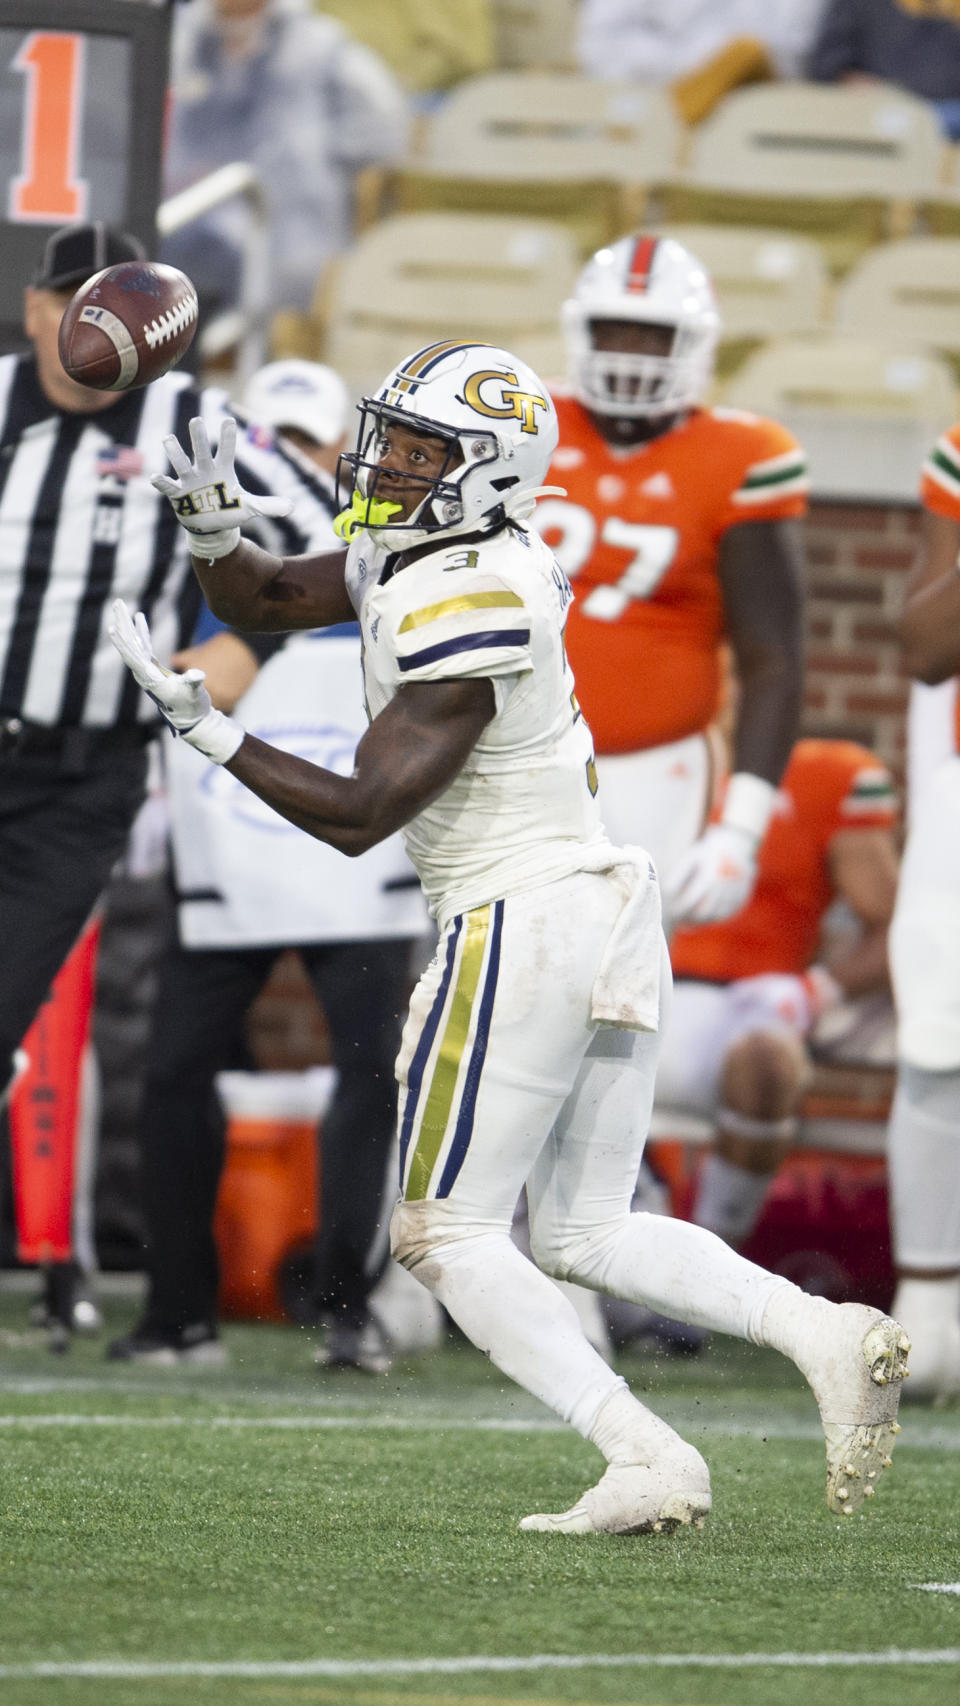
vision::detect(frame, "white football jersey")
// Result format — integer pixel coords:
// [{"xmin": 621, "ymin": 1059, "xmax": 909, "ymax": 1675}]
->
[{"xmin": 345, "ymin": 521, "xmax": 610, "ymax": 922}]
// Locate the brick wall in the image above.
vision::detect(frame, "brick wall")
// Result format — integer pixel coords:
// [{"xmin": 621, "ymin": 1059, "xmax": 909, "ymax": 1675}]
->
[
  {"xmin": 247, "ymin": 497, "xmax": 922, "ymax": 1069},
  {"xmin": 803, "ymin": 498, "xmax": 920, "ymax": 780}
]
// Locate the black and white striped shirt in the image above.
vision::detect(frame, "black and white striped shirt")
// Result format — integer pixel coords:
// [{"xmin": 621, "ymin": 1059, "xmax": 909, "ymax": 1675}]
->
[{"xmin": 0, "ymin": 355, "xmax": 339, "ymax": 728}]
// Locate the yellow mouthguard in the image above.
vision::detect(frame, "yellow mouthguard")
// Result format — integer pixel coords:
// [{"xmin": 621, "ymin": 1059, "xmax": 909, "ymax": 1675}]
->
[{"xmin": 333, "ymin": 489, "xmax": 403, "ymax": 541}]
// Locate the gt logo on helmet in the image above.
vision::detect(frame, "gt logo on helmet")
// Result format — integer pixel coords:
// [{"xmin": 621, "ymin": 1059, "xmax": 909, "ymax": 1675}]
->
[{"xmin": 463, "ymin": 369, "xmax": 550, "ymax": 434}]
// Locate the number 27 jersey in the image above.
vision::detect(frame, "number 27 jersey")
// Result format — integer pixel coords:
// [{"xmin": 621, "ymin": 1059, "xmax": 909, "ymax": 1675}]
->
[{"xmin": 535, "ymin": 392, "xmax": 808, "ymax": 755}]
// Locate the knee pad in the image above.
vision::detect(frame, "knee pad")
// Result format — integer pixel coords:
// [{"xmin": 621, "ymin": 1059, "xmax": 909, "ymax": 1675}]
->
[{"xmin": 390, "ymin": 1198, "xmax": 499, "ymax": 1274}]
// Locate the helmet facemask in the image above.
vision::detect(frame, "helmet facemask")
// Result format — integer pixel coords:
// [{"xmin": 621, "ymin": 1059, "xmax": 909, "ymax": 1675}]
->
[
  {"xmin": 337, "ymin": 399, "xmax": 502, "ymax": 548},
  {"xmin": 565, "ymin": 310, "xmax": 714, "ymax": 421},
  {"xmin": 562, "ymin": 235, "xmax": 721, "ymax": 425},
  {"xmin": 573, "ymin": 318, "xmax": 712, "ymax": 420},
  {"xmin": 335, "ymin": 342, "xmax": 559, "ymax": 548}
]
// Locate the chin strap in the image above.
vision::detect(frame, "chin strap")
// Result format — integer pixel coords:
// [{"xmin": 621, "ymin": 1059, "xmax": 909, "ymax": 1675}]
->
[{"xmin": 333, "ymin": 489, "xmax": 403, "ymax": 542}]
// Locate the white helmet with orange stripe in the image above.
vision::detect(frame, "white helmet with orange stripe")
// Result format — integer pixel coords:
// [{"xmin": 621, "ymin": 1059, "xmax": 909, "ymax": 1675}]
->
[
  {"xmin": 336, "ymin": 339, "xmax": 560, "ymax": 548},
  {"xmin": 562, "ymin": 234, "xmax": 721, "ymax": 420}
]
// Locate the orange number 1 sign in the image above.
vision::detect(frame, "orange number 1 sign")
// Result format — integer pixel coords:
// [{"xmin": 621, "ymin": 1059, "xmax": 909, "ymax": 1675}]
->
[{"xmin": 9, "ymin": 32, "xmax": 88, "ymax": 223}]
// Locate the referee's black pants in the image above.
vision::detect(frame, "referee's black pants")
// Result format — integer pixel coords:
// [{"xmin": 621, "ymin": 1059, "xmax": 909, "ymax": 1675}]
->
[
  {"xmin": 137, "ymin": 933, "xmax": 415, "ymax": 1334},
  {"xmin": 0, "ymin": 732, "xmax": 151, "ymax": 1094}
]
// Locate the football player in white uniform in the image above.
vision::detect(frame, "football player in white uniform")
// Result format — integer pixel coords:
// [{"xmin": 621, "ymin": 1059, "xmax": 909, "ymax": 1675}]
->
[
  {"xmin": 110, "ymin": 340, "xmax": 908, "ymax": 1534},
  {"xmin": 885, "ymin": 426, "xmax": 960, "ymax": 1401}
]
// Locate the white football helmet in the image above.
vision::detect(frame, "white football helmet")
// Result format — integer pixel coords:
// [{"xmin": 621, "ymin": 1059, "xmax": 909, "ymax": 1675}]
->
[
  {"xmin": 562, "ymin": 234, "xmax": 721, "ymax": 420},
  {"xmin": 338, "ymin": 340, "xmax": 559, "ymax": 549}
]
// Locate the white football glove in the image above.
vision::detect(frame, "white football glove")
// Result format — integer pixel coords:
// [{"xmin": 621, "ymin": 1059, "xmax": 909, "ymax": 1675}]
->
[
  {"xmin": 665, "ymin": 771, "xmax": 780, "ymax": 927},
  {"xmin": 151, "ymin": 415, "xmax": 292, "ymax": 558},
  {"xmin": 663, "ymin": 822, "xmax": 758, "ymax": 926},
  {"xmin": 108, "ymin": 600, "xmax": 243, "ymax": 764}
]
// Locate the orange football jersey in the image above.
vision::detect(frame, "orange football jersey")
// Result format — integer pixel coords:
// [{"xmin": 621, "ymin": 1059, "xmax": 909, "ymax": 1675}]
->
[
  {"xmin": 670, "ymin": 739, "xmax": 898, "ymax": 982},
  {"xmin": 536, "ymin": 393, "xmax": 808, "ymax": 753},
  {"xmin": 920, "ymin": 422, "xmax": 960, "ymax": 526},
  {"xmin": 920, "ymin": 422, "xmax": 960, "ymax": 753}
]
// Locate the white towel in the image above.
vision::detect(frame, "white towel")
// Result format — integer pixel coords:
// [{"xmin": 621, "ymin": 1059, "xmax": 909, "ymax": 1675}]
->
[{"xmin": 580, "ymin": 845, "xmax": 664, "ymax": 1032}]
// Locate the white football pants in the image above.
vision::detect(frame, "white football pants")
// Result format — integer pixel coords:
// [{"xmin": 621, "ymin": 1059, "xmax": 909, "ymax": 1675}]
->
[
  {"xmin": 391, "ymin": 869, "xmax": 785, "ymax": 1438},
  {"xmin": 890, "ymin": 753, "xmax": 960, "ymax": 1071},
  {"xmin": 596, "ymin": 732, "xmax": 717, "ymax": 897}
]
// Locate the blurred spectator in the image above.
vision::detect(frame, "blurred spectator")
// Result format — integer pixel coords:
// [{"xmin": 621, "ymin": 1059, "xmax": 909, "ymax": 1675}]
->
[
  {"xmin": 808, "ymin": 0, "xmax": 960, "ymax": 139},
  {"xmin": 660, "ymin": 738, "xmax": 899, "ymax": 1249},
  {"xmin": 162, "ymin": 0, "xmax": 410, "ymax": 317},
  {"xmin": 576, "ymin": 2, "xmax": 832, "ymax": 119},
  {"xmin": 603, "ymin": 736, "xmax": 899, "ymax": 1354},
  {"xmin": 313, "ymin": 1, "xmax": 495, "ymax": 101},
  {"xmin": 108, "ymin": 360, "xmax": 431, "ymax": 1371}
]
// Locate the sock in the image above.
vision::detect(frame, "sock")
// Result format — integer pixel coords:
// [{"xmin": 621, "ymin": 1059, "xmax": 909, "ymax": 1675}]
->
[
  {"xmin": 893, "ymin": 1274, "xmax": 960, "ymax": 1330},
  {"xmin": 758, "ymin": 1282, "xmax": 836, "ymax": 1379},
  {"xmin": 587, "ymin": 1384, "xmax": 693, "ymax": 1467},
  {"xmin": 411, "ymin": 1228, "xmax": 623, "ymax": 1438},
  {"xmin": 693, "ymin": 1152, "xmax": 775, "ymax": 1244},
  {"xmin": 888, "ymin": 1064, "xmax": 960, "ymax": 1268},
  {"xmin": 891, "ymin": 1275, "xmax": 960, "ymax": 1395},
  {"xmin": 554, "ymin": 1209, "xmax": 786, "ymax": 1345}
]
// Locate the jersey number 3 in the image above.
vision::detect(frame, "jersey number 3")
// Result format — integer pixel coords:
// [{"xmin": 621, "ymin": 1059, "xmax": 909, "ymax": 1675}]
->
[{"xmin": 535, "ymin": 500, "xmax": 678, "ymax": 622}]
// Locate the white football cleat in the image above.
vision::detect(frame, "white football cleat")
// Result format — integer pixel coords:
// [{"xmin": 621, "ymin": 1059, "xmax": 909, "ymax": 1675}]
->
[
  {"xmin": 520, "ymin": 1446, "xmax": 711, "ymax": 1536},
  {"xmin": 804, "ymin": 1303, "xmax": 910, "ymax": 1515}
]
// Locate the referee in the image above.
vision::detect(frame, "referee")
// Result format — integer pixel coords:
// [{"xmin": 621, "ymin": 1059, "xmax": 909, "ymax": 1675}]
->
[{"xmin": 0, "ymin": 221, "xmax": 332, "ymax": 1106}]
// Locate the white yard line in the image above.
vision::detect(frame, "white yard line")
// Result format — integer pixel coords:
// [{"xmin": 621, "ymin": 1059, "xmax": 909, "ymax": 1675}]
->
[
  {"xmin": 0, "ymin": 1650, "xmax": 959, "ymax": 1680},
  {"xmin": 0, "ymin": 1411, "xmax": 958, "ymax": 1450},
  {"xmin": 0, "ymin": 1412, "xmax": 557, "ymax": 1431}
]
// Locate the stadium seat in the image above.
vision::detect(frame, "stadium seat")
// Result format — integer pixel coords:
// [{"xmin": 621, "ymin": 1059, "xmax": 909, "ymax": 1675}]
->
[
  {"xmin": 392, "ymin": 71, "xmax": 685, "ymax": 257},
  {"xmin": 490, "ymin": 0, "xmax": 577, "ymax": 70},
  {"xmin": 661, "ymin": 81, "xmax": 945, "ymax": 275},
  {"xmin": 658, "ymin": 223, "xmax": 831, "ymax": 377},
  {"xmin": 277, "ymin": 210, "xmax": 579, "ymax": 402},
  {"xmin": 834, "ymin": 237, "xmax": 960, "ymax": 378},
  {"xmin": 721, "ymin": 333, "xmax": 958, "ymax": 501},
  {"xmin": 920, "ymin": 137, "xmax": 960, "ymax": 236}
]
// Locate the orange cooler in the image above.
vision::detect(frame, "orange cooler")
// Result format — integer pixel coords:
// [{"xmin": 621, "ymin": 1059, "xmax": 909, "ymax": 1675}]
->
[{"xmin": 213, "ymin": 1068, "xmax": 335, "ymax": 1321}]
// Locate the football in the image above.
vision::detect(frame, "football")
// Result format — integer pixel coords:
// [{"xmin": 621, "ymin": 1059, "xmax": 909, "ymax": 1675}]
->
[{"xmin": 57, "ymin": 260, "xmax": 199, "ymax": 392}]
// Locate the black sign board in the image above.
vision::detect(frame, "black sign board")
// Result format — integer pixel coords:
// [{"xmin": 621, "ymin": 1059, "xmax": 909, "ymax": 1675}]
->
[{"xmin": 0, "ymin": 0, "xmax": 172, "ymax": 351}]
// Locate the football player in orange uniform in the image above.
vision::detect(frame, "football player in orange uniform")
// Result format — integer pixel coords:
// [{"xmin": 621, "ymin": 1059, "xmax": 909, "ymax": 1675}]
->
[
  {"xmin": 533, "ymin": 233, "xmax": 808, "ymax": 927},
  {"xmin": 655, "ymin": 739, "xmax": 899, "ymax": 1254},
  {"xmin": 884, "ymin": 421, "xmax": 960, "ymax": 1400}
]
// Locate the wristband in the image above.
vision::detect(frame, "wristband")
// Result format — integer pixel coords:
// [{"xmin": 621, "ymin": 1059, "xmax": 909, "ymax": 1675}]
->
[
  {"xmin": 180, "ymin": 707, "xmax": 245, "ymax": 765},
  {"xmin": 187, "ymin": 526, "xmax": 242, "ymax": 561},
  {"xmin": 721, "ymin": 772, "xmax": 778, "ymax": 844}
]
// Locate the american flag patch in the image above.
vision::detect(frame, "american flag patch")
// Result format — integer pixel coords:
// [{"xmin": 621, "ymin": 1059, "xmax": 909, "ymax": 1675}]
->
[
  {"xmin": 96, "ymin": 445, "xmax": 145, "ymax": 480},
  {"xmin": 245, "ymin": 423, "xmax": 275, "ymax": 450}
]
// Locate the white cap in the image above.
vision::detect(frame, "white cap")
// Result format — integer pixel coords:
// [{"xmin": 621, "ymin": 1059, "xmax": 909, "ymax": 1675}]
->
[{"xmin": 241, "ymin": 359, "xmax": 350, "ymax": 446}]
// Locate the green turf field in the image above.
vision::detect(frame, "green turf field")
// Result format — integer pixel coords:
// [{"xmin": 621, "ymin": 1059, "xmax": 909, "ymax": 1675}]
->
[{"xmin": 0, "ymin": 1282, "xmax": 958, "ymax": 1706}]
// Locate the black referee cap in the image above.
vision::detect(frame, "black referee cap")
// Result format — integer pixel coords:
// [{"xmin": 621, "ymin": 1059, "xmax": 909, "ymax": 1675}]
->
[{"xmin": 33, "ymin": 221, "xmax": 147, "ymax": 292}]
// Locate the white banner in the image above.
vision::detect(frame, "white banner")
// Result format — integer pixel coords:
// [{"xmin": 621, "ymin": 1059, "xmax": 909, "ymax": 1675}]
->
[{"xmin": 165, "ymin": 630, "xmax": 428, "ymax": 947}]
